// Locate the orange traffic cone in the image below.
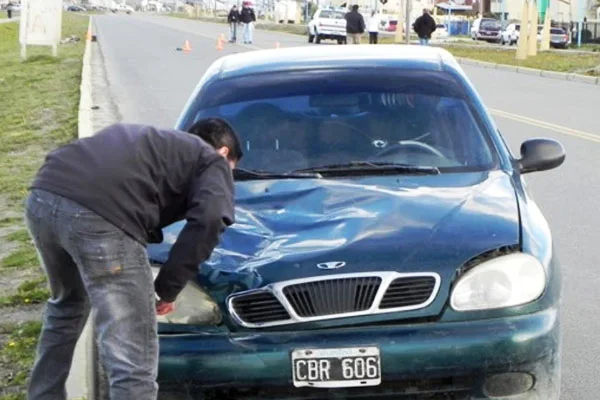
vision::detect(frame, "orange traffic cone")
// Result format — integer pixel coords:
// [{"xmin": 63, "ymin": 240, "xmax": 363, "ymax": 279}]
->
[
  {"xmin": 220, "ymin": 33, "xmax": 226, "ymax": 42},
  {"xmin": 216, "ymin": 37, "xmax": 223, "ymax": 51},
  {"xmin": 86, "ymin": 28, "xmax": 92, "ymax": 41},
  {"xmin": 182, "ymin": 40, "xmax": 192, "ymax": 53}
]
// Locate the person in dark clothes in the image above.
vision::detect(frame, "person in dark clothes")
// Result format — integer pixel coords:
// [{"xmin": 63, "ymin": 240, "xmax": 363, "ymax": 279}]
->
[
  {"xmin": 344, "ymin": 4, "xmax": 365, "ymax": 44},
  {"xmin": 6, "ymin": 2, "xmax": 13, "ymax": 18},
  {"xmin": 412, "ymin": 8, "xmax": 437, "ymax": 45},
  {"xmin": 25, "ymin": 119, "xmax": 242, "ymax": 400},
  {"xmin": 240, "ymin": 1, "xmax": 256, "ymax": 44},
  {"xmin": 227, "ymin": 5, "xmax": 240, "ymax": 42}
]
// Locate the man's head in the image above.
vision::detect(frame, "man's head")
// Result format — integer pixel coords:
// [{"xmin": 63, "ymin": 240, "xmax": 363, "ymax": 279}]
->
[
  {"xmin": 422, "ymin": 8, "xmax": 429, "ymax": 14},
  {"xmin": 187, "ymin": 118, "xmax": 243, "ymax": 169},
  {"xmin": 232, "ymin": 5, "xmax": 236, "ymax": 9},
  {"xmin": 351, "ymin": 4, "xmax": 359, "ymax": 11}
]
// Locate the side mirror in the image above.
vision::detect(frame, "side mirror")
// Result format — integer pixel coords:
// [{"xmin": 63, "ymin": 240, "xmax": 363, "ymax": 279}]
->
[{"xmin": 518, "ymin": 138, "xmax": 565, "ymax": 174}]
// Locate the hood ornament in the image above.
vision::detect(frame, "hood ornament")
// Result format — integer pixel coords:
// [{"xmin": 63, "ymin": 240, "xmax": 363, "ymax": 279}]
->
[{"xmin": 317, "ymin": 261, "xmax": 346, "ymax": 270}]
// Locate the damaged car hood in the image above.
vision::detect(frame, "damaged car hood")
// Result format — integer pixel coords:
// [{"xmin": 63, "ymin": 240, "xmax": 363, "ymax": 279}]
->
[{"xmin": 148, "ymin": 170, "xmax": 520, "ymax": 316}]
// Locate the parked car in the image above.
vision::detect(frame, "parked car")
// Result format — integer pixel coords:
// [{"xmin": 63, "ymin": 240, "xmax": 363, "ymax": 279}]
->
[
  {"xmin": 140, "ymin": 45, "xmax": 566, "ymax": 400},
  {"xmin": 432, "ymin": 23, "xmax": 449, "ymax": 39},
  {"xmin": 110, "ymin": 3, "xmax": 134, "ymax": 14},
  {"xmin": 307, "ymin": 7, "xmax": 347, "ymax": 44},
  {"xmin": 549, "ymin": 27, "xmax": 570, "ymax": 48},
  {"xmin": 67, "ymin": 5, "xmax": 86, "ymax": 12},
  {"xmin": 500, "ymin": 22, "xmax": 521, "ymax": 45},
  {"xmin": 471, "ymin": 18, "xmax": 502, "ymax": 42}
]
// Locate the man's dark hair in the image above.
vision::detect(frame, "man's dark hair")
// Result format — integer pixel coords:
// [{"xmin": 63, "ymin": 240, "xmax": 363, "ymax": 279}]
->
[
  {"xmin": 187, "ymin": 118, "xmax": 243, "ymax": 161},
  {"xmin": 352, "ymin": 4, "xmax": 359, "ymax": 11}
]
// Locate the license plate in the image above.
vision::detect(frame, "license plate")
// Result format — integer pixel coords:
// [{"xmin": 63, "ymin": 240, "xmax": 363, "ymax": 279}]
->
[{"xmin": 291, "ymin": 347, "xmax": 381, "ymax": 388}]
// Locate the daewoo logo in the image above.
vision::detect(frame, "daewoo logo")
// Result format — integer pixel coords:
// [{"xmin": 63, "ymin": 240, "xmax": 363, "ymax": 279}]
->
[{"xmin": 317, "ymin": 261, "xmax": 346, "ymax": 270}]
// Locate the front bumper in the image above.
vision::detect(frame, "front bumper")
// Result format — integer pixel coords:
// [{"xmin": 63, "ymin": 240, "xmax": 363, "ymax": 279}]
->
[
  {"xmin": 477, "ymin": 33, "xmax": 501, "ymax": 41},
  {"xmin": 158, "ymin": 307, "xmax": 560, "ymax": 399}
]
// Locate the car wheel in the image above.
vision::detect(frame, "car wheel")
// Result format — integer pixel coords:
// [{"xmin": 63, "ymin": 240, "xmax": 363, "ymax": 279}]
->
[
  {"xmin": 315, "ymin": 35, "xmax": 321, "ymax": 44},
  {"xmin": 308, "ymin": 33, "xmax": 314, "ymax": 43},
  {"xmin": 337, "ymin": 38, "xmax": 344, "ymax": 44}
]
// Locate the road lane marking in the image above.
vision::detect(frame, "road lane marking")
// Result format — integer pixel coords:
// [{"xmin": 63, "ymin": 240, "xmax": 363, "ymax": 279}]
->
[{"xmin": 488, "ymin": 108, "xmax": 600, "ymax": 144}]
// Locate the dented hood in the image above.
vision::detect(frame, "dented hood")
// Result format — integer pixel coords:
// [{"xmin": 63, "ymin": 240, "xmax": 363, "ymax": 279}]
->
[{"xmin": 147, "ymin": 170, "xmax": 520, "ymax": 303}]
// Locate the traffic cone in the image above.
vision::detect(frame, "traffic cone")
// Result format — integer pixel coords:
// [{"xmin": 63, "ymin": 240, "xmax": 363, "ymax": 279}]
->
[
  {"xmin": 220, "ymin": 33, "xmax": 226, "ymax": 42},
  {"xmin": 182, "ymin": 40, "xmax": 192, "ymax": 53},
  {"xmin": 216, "ymin": 37, "xmax": 223, "ymax": 51},
  {"xmin": 86, "ymin": 28, "xmax": 92, "ymax": 41}
]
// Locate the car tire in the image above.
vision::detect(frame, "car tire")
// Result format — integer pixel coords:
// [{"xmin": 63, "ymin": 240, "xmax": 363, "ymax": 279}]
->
[
  {"xmin": 337, "ymin": 38, "xmax": 344, "ymax": 44},
  {"xmin": 308, "ymin": 33, "xmax": 314, "ymax": 43},
  {"xmin": 315, "ymin": 35, "xmax": 321, "ymax": 44}
]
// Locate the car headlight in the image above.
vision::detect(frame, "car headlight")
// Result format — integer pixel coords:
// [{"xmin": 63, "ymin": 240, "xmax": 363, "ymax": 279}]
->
[
  {"xmin": 151, "ymin": 264, "xmax": 222, "ymax": 325},
  {"xmin": 450, "ymin": 253, "xmax": 546, "ymax": 312}
]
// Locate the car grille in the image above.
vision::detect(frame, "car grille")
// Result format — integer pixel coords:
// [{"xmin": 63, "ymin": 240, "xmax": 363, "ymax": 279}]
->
[
  {"xmin": 228, "ymin": 272, "xmax": 440, "ymax": 328},
  {"xmin": 229, "ymin": 291, "xmax": 290, "ymax": 324},
  {"xmin": 283, "ymin": 277, "xmax": 382, "ymax": 317},
  {"xmin": 379, "ymin": 276, "xmax": 437, "ymax": 309}
]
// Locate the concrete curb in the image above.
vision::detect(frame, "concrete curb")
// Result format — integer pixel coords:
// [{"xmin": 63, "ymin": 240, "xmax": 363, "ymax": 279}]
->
[
  {"xmin": 66, "ymin": 16, "xmax": 95, "ymax": 400},
  {"xmin": 455, "ymin": 57, "xmax": 600, "ymax": 86}
]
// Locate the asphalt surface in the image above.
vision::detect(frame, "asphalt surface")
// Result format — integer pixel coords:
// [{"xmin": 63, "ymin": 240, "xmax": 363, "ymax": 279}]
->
[{"xmin": 92, "ymin": 14, "xmax": 599, "ymax": 400}]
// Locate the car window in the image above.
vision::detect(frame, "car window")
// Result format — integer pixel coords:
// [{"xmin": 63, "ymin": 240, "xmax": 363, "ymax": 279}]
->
[
  {"xmin": 182, "ymin": 69, "xmax": 497, "ymax": 175},
  {"xmin": 481, "ymin": 20, "xmax": 501, "ymax": 29},
  {"xmin": 318, "ymin": 10, "xmax": 331, "ymax": 18}
]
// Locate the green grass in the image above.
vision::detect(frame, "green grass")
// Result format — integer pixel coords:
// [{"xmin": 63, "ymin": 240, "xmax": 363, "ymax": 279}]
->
[
  {"xmin": 0, "ymin": 321, "xmax": 42, "ymax": 390},
  {"xmin": 439, "ymin": 45, "xmax": 600, "ymax": 75},
  {"xmin": 0, "ymin": 11, "xmax": 88, "ymax": 264},
  {"xmin": 0, "ymin": 277, "xmax": 49, "ymax": 307},
  {"xmin": 0, "ymin": 13, "xmax": 88, "ymax": 397}
]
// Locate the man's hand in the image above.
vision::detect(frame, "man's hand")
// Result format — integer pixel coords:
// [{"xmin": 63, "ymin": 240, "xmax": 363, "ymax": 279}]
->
[{"xmin": 156, "ymin": 299, "xmax": 175, "ymax": 315}]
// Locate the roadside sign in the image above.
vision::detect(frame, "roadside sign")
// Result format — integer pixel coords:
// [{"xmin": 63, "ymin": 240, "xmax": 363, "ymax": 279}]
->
[{"xmin": 19, "ymin": 0, "xmax": 63, "ymax": 60}]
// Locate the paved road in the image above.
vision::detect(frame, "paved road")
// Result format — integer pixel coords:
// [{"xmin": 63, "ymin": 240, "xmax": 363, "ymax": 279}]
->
[{"xmin": 92, "ymin": 14, "xmax": 599, "ymax": 400}]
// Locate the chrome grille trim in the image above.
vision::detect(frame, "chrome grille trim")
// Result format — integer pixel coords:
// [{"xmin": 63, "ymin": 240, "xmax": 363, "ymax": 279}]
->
[{"xmin": 227, "ymin": 272, "xmax": 441, "ymax": 328}]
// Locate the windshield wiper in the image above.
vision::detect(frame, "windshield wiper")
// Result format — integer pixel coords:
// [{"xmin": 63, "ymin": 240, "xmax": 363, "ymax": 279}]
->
[
  {"xmin": 294, "ymin": 161, "xmax": 440, "ymax": 175},
  {"xmin": 234, "ymin": 168, "xmax": 322, "ymax": 180}
]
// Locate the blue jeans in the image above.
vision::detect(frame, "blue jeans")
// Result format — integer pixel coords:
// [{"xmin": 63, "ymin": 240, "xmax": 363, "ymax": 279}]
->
[
  {"xmin": 243, "ymin": 22, "xmax": 253, "ymax": 43},
  {"xmin": 419, "ymin": 37, "xmax": 430, "ymax": 45},
  {"xmin": 25, "ymin": 189, "xmax": 158, "ymax": 400},
  {"xmin": 229, "ymin": 22, "xmax": 237, "ymax": 42}
]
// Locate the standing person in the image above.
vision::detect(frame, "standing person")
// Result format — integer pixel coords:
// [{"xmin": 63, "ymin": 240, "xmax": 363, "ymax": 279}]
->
[
  {"xmin": 368, "ymin": 10, "xmax": 381, "ymax": 44},
  {"xmin": 344, "ymin": 4, "xmax": 365, "ymax": 44},
  {"xmin": 412, "ymin": 8, "xmax": 437, "ymax": 45},
  {"xmin": 6, "ymin": 1, "xmax": 13, "ymax": 19},
  {"xmin": 240, "ymin": 1, "xmax": 256, "ymax": 44},
  {"xmin": 25, "ymin": 119, "xmax": 243, "ymax": 400},
  {"xmin": 227, "ymin": 5, "xmax": 240, "ymax": 43}
]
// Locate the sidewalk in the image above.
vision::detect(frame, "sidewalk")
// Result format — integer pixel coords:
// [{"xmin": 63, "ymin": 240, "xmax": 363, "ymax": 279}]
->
[{"xmin": 0, "ymin": 17, "xmax": 19, "ymax": 24}]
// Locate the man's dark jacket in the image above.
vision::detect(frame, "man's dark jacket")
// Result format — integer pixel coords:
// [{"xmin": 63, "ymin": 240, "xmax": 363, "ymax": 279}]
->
[
  {"xmin": 240, "ymin": 7, "xmax": 256, "ymax": 23},
  {"xmin": 412, "ymin": 13, "xmax": 437, "ymax": 39},
  {"xmin": 345, "ymin": 10, "xmax": 365, "ymax": 34},
  {"xmin": 227, "ymin": 8, "xmax": 240, "ymax": 23},
  {"xmin": 31, "ymin": 124, "xmax": 235, "ymax": 302}
]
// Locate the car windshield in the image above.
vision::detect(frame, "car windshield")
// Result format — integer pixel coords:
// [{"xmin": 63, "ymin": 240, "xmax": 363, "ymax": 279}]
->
[
  {"xmin": 551, "ymin": 28, "xmax": 565, "ymax": 34},
  {"xmin": 180, "ymin": 69, "xmax": 497, "ymax": 176},
  {"xmin": 481, "ymin": 20, "xmax": 501, "ymax": 29}
]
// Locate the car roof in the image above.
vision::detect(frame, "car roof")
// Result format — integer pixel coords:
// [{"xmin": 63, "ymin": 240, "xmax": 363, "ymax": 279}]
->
[{"xmin": 214, "ymin": 45, "xmax": 462, "ymax": 80}]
